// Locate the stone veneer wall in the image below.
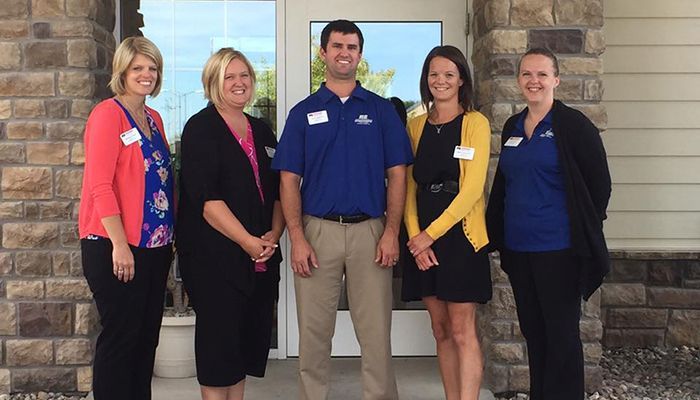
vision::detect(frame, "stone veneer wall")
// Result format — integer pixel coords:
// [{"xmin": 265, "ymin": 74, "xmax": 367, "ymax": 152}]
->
[
  {"xmin": 602, "ymin": 252, "xmax": 700, "ymax": 348},
  {"xmin": 470, "ymin": 0, "xmax": 607, "ymax": 394},
  {"xmin": 0, "ymin": 0, "xmax": 116, "ymax": 394}
]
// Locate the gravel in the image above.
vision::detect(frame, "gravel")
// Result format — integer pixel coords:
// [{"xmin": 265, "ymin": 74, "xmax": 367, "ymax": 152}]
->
[
  {"xmin": 3, "ymin": 347, "xmax": 698, "ymax": 400},
  {"xmin": 2, "ymin": 394, "xmax": 87, "ymax": 400},
  {"xmin": 497, "ymin": 346, "xmax": 700, "ymax": 400}
]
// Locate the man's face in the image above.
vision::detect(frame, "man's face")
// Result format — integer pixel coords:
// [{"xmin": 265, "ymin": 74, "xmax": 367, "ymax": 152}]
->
[{"xmin": 320, "ymin": 31, "xmax": 362, "ymax": 81}]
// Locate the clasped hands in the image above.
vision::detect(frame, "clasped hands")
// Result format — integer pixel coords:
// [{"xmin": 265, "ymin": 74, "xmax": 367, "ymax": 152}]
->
[
  {"xmin": 242, "ymin": 230, "xmax": 279, "ymax": 263},
  {"xmin": 407, "ymin": 231, "xmax": 439, "ymax": 271}
]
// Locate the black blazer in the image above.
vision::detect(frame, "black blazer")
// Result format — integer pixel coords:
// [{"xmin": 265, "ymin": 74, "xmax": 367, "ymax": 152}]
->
[
  {"xmin": 176, "ymin": 105, "xmax": 281, "ymax": 296},
  {"xmin": 486, "ymin": 100, "xmax": 612, "ymax": 300}
]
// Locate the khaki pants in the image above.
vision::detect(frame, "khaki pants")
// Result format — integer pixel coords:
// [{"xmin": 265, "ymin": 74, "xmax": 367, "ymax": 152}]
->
[{"xmin": 295, "ymin": 216, "xmax": 398, "ymax": 400}]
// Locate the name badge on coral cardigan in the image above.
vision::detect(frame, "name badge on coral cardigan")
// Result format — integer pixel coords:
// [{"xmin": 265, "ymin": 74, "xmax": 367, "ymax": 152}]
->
[{"xmin": 120, "ymin": 127, "xmax": 141, "ymax": 146}]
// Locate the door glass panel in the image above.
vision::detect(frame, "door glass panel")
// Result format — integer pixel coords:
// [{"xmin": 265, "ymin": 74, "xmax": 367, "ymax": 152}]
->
[
  {"xmin": 309, "ymin": 22, "xmax": 441, "ymax": 311},
  {"xmin": 141, "ymin": 0, "xmax": 277, "ymax": 144}
]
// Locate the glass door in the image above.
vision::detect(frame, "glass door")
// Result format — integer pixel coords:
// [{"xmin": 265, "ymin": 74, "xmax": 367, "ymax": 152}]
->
[{"xmin": 282, "ymin": 0, "xmax": 469, "ymax": 357}]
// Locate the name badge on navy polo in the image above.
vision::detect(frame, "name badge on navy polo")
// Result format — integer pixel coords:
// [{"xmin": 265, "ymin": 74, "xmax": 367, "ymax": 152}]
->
[
  {"xmin": 504, "ymin": 136, "xmax": 523, "ymax": 147},
  {"xmin": 307, "ymin": 110, "xmax": 328, "ymax": 125},
  {"xmin": 354, "ymin": 114, "xmax": 373, "ymax": 125}
]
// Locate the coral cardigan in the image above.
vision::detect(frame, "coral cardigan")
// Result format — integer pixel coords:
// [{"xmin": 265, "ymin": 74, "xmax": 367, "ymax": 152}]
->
[
  {"xmin": 404, "ymin": 111, "xmax": 491, "ymax": 252},
  {"xmin": 79, "ymin": 99, "xmax": 168, "ymax": 246}
]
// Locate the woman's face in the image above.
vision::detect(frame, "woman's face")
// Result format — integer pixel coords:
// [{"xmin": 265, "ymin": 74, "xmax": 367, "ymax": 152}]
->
[
  {"xmin": 221, "ymin": 58, "xmax": 253, "ymax": 109},
  {"xmin": 517, "ymin": 54, "xmax": 560, "ymax": 105},
  {"xmin": 123, "ymin": 53, "xmax": 158, "ymax": 97},
  {"xmin": 427, "ymin": 56, "xmax": 463, "ymax": 105}
]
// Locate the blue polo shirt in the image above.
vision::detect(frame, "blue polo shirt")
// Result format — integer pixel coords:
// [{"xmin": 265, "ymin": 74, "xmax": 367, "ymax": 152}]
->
[
  {"xmin": 499, "ymin": 110, "xmax": 571, "ymax": 252},
  {"xmin": 272, "ymin": 83, "xmax": 413, "ymax": 218}
]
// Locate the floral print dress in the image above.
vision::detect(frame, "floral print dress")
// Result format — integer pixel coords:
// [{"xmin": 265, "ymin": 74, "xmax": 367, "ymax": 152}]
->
[{"xmin": 115, "ymin": 99, "xmax": 175, "ymax": 248}]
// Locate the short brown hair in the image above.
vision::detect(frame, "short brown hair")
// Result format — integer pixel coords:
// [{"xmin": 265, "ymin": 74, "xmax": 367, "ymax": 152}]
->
[
  {"xmin": 109, "ymin": 36, "xmax": 164, "ymax": 97},
  {"xmin": 201, "ymin": 48, "xmax": 257, "ymax": 109}
]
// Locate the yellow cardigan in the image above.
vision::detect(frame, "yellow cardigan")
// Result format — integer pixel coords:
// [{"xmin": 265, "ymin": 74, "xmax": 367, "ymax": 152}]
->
[{"xmin": 404, "ymin": 111, "xmax": 491, "ymax": 252}]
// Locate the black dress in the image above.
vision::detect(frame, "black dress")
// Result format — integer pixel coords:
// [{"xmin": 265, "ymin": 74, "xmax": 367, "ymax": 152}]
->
[
  {"xmin": 401, "ymin": 116, "xmax": 492, "ymax": 303},
  {"xmin": 176, "ymin": 105, "xmax": 281, "ymax": 386}
]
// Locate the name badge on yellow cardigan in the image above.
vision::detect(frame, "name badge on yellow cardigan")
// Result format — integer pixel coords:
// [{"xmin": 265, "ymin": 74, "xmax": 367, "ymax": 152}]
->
[{"xmin": 453, "ymin": 146, "xmax": 474, "ymax": 160}]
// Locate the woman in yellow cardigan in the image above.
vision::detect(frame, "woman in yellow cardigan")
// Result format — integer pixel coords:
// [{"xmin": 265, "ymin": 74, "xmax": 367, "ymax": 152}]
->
[{"xmin": 402, "ymin": 45, "xmax": 491, "ymax": 400}]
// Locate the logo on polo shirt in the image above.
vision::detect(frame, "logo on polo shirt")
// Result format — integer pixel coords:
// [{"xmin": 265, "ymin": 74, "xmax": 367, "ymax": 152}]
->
[
  {"xmin": 354, "ymin": 114, "xmax": 373, "ymax": 125},
  {"xmin": 539, "ymin": 129, "xmax": 554, "ymax": 139}
]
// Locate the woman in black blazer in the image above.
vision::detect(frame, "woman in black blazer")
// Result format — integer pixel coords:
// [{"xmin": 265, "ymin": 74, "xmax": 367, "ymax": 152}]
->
[
  {"xmin": 176, "ymin": 48, "xmax": 284, "ymax": 400},
  {"xmin": 486, "ymin": 48, "xmax": 611, "ymax": 400}
]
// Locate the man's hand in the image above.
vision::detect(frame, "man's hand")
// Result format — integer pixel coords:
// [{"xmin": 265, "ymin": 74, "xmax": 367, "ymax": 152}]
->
[
  {"xmin": 290, "ymin": 233, "xmax": 318, "ymax": 277},
  {"xmin": 375, "ymin": 230, "xmax": 399, "ymax": 268}
]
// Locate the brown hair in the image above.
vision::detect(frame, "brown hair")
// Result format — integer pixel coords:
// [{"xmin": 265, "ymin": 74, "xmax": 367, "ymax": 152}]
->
[
  {"xmin": 518, "ymin": 47, "xmax": 560, "ymax": 77},
  {"xmin": 419, "ymin": 45, "xmax": 474, "ymax": 113}
]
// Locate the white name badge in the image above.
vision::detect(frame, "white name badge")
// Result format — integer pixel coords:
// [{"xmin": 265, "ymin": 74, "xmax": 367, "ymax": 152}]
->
[
  {"xmin": 307, "ymin": 110, "xmax": 329, "ymax": 125},
  {"xmin": 453, "ymin": 146, "xmax": 475, "ymax": 160},
  {"xmin": 265, "ymin": 146, "xmax": 276, "ymax": 158},
  {"xmin": 504, "ymin": 136, "xmax": 524, "ymax": 147},
  {"xmin": 120, "ymin": 127, "xmax": 141, "ymax": 146}
]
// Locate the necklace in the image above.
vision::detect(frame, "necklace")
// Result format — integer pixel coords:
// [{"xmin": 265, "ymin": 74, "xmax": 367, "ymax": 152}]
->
[
  {"xmin": 434, "ymin": 123, "xmax": 446, "ymax": 134},
  {"xmin": 118, "ymin": 96, "xmax": 151, "ymax": 139}
]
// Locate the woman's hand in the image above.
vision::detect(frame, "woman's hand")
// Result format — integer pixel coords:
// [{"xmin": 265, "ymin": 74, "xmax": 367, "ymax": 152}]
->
[
  {"xmin": 257, "ymin": 230, "xmax": 281, "ymax": 262},
  {"xmin": 241, "ymin": 234, "xmax": 278, "ymax": 263},
  {"xmin": 414, "ymin": 247, "xmax": 439, "ymax": 271},
  {"xmin": 112, "ymin": 243, "xmax": 135, "ymax": 282},
  {"xmin": 407, "ymin": 231, "xmax": 435, "ymax": 257}
]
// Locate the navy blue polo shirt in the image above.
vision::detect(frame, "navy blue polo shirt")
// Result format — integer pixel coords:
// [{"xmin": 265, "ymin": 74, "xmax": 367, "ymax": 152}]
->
[
  {"xmin": 499, "ymin": 110, "xmax": 571, "ymax": 252},
  {"xmin": 272, "ymin": 83, "xmax": 413, "ymax": 218}
]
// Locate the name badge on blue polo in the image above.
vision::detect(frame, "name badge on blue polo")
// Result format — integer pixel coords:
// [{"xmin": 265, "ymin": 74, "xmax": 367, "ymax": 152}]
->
[
  {"xmin": 504, "ymin": 136, "xmax": 523, "ymax": 147},
  {"xmin": 307, "ymin": 110, "xmax": 328, "ymax": 125},
  {"xmin": 354, "ymin": 114, "xmax": 373, "ymax": 125}
]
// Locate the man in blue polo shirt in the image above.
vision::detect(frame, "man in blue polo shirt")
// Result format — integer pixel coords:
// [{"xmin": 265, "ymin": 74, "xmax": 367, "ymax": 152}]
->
[{"xmin": 272, "ymin": 19, "xmax": 413, "ymax": 400}]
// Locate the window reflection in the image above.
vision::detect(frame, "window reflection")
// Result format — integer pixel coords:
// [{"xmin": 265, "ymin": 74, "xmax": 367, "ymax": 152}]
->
[{"xmin": 141, "ymin": 0, "xmax": 276, "ymax": 143}]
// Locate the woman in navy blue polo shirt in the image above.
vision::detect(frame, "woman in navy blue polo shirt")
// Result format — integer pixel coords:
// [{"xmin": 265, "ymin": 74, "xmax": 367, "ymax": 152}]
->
[{"xmin": 486, "ymin": 48, "xmax": 611, "ymax": 400}]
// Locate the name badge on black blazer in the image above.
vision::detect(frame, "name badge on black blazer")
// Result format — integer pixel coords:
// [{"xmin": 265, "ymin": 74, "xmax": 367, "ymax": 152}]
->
[{"xmin": 265, "ymin": 146, "xmax": 275, "ymax": 158}]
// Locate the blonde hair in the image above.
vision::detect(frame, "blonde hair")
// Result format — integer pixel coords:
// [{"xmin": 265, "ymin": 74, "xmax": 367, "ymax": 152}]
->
[
  {"xmin": 109, "ymin": 36, "xmax": 164, "ymax": 97},
  {"xmin": 202, "ymin": 48, "xmax": 257, "ymax": 108}
]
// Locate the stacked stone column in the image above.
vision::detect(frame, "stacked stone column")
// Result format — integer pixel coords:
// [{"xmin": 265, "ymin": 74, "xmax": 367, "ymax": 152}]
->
[
  {"xmin": 0, "ymin": 0, "xmax": 115, "ymax": 394},
  {"xmin": 471, "ymin": 0, "xmax": 606, "ymax": 394}
]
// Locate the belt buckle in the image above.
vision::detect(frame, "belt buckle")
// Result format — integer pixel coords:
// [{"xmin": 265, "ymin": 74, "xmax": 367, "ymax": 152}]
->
[
  {"xmin": 338, "ymin": 215, "xmax": 348, "ymax": 225},
  {"xmin": 429, "ymin": 183, "xmax": 442, "ymax": 193}
]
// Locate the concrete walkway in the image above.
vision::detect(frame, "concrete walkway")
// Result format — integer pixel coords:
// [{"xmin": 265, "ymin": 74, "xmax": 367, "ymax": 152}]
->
[{"xmin": 151, "ymin": 358, "xmax": 495, "ymax": 400}]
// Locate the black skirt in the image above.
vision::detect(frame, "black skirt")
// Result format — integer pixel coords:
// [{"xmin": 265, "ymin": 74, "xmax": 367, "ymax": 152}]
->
[
  {"xmin": 179, "ymin": 250, "xmax": 279, "ymax": 386},
  {"xmin": 401, "ymin": 116, "xmax": 492, "ymax": 304}
]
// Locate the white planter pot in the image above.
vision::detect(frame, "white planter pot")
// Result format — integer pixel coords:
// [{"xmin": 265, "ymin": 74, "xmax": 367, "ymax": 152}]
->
[{"xmin": 154, "ymin": 315, "xmax": 196, "ymax": 378}]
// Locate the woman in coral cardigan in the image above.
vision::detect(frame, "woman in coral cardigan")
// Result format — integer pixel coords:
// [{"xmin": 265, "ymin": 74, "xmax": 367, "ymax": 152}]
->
[
  {"xmin": 79, "ymin": 37, "xmax": 174, "ymax": 400},
  {"xmin": 402, "ymin": 45, "xmax": 492, "ymax": 400}
]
